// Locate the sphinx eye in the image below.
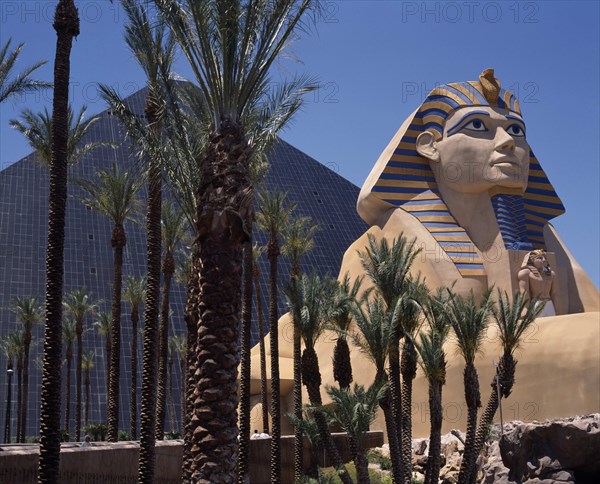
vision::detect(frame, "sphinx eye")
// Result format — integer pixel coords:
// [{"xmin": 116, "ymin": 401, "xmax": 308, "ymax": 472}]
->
[
  {"xmin": 462, "ymin": 119, "xmax": 488, "ymax": 132},
  {"xmin": 506, "ymin": 123, "xmax": 525, "ymax": 137}
]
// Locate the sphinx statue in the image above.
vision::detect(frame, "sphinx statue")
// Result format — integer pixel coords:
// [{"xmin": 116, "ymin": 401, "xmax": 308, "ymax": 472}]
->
[{"xmin": 250, "ymin": 70, "xmax": 599, "ymax": 436}]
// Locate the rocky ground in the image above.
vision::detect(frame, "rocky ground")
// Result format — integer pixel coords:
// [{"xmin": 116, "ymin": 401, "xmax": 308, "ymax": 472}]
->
[{"xmin": 369, "ymin": 414, "xmax": 600, "ymax": 483}]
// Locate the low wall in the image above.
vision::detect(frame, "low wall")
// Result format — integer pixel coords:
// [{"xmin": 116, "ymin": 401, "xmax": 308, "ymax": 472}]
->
[{"xmin": 0, "ymin": 432, "xmax": 383, "ymax": 483}]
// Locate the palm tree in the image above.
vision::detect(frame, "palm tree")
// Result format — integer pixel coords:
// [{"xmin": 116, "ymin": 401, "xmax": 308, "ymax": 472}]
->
[
  {"xmin": 167, "ymin": 336, "xmax": 179, "ymax": 433},
  {"xmin": 251, "ymin": 244, "xmax": 270, "ymax": 435},
  {"xmin": 284, "ymin": 271, "xmax": 353, "ymax": 484},
  {"xmin": 61, "ymin": 318, "xmax": 77, "ymax": 439},
  {"xmin": 156, "ymin": 201, "xmax": 188, "ymax": 438},
  {"xmin": 325, "ymin": 383, "xmax": 387, "ymax": 483},
  {"xmin": 471, "ymin": 292, "xmax": 544, "ymax": 468},
  {"xmin": 446, "ymin": 289, "xmax": 494, "ymax": 484},
  {"xmin": 38, "ymin": 2, "xmax": 84, "ymax": 477},
  {"xmin": 75, "ymin": 162, "xmax": 142, "ymax": 442},
  {"xmin": 169, "ymin": 334, "xmax": 187, "ymax": 435},
  {"xmin": 81, "ymin": 351, "xmax": 94, "ymax": 429},
  {"xmin": 282, "ymin": 214, "xmax": 319, "ymax": 482},
  {"xmin": 351, "ymin": 295, "xmax": 402, "ymax": 484},
  {"xmin": 154, "ymin": 1, "xmax": 319, "ymax": 479},
  {"xmin": 1, "ymin": 332, "xmax": 20, "ymax": 443},
  {"xmin": 414, "ymin": 290, "xmax": 451, "ymax": 484},
  {"xmin": 93, "ymin": 311, "xmax": 112, "ymax": 403},
  {"xmin": 10, "ymin": 296, "xmax": 43, "ymax": 443},
  {"xmin": 9, "ymin": 105, "xmax": 108, "ymax": 167},
  {"xmin": 123, "ymin": 275, "xmax": 146, "ymax": 440},
  {"xmin": 63, "ymin": 288, "xmax": 98, "ymax": 442},
  {"xmin": 0, "ymin": 37, "xmax": 50, "ymax": 104},
  {"xmin": 256, "ymin": 190, "xmax": 296, "ymax": 482}
]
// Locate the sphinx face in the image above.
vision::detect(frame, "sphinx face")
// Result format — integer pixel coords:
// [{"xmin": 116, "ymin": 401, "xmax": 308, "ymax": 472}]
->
[{"xmin": 420, "ymin": 106, "xmax": 531, "ymax": 193}]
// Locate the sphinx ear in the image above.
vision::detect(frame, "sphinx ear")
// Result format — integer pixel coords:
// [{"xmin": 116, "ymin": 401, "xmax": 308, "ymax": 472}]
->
[{"xmin": 416, "ymin": 131, "xmax": 440, "ymax": 163}]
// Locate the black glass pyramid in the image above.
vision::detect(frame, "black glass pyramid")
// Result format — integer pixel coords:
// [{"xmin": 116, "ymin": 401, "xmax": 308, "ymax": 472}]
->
[{"xmin": 0, "ymin": 88, "xmax": 367, "ymax": 438}]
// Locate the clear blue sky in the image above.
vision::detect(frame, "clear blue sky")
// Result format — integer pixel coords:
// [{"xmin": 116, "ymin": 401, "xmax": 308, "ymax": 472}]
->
[{"xmin": 1, "ymin": 1, "xmax": 598, "ymax": 287}]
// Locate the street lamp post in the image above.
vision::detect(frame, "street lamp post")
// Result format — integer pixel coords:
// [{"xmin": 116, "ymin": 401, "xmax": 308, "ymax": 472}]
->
[{"xmin": 4, "ymin": 367, "xmax": 14, "ymax": 443}]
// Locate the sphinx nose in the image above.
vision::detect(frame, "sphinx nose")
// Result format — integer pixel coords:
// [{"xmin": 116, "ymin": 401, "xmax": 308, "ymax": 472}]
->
[{"xmin": 494, "ymin": 127, "xmax": 515, "ymax": 152}]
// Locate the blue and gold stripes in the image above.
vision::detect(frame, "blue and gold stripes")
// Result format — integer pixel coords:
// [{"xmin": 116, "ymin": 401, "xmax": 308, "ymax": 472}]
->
[{"xmin": 370, "ymin": 75, "xmax": 564, "ymax": 276}]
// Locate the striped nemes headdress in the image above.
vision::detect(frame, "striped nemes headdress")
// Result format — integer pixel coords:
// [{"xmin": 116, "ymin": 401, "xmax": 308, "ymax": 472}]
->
[{"xmin": 358, "ymin": 69, "xmax": 565, "ymax": 277}]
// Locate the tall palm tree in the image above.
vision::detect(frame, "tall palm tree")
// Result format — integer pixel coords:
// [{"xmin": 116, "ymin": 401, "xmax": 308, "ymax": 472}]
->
[
  {"xmin": 38, "ymin": 1, "xmax": 80, "ymax": 475},
  {"xmin": 81, "ymin": 351, "xmax": 94, "ymax": 429},
  {"xmin": 10, "ymin": 296, "xmax": 43, "ymax": 443},
  {"xmin": 284, "ymin": 271, "xmax": 353, "ymax": 484},
  {"xmin": 156, "ymin": 201, "xmax": 188, "ymax": 438},
  {"xmin": 93, "ymin": 311, "xmax": 112, "ymax": 403},
  {"xmin": 9, "ymin": 105, "xmax": 107, "ymax": 167},
  {"xmin": 351, "ymin": 295, "xmax": 403, "ymax": 484},
  {"xmin": 251, "ymin": 244, "xmax": 270, "ymax": 434},
  {"xmin": 282, "ymin": 214, "xmax": 318, "ymax": 482},
  {"xmin": 414, "ymin": 290, "xmax": 451, "ymax": 484},
  {"xmin": 325, "ymin": 383, "xmax": 387, "ymax": 483},
  {"xmin": 63, "ymin": 288, "xmax": 98, "ymax": 441},
  {"xmin": 256, "ymin": 190, "xmax": 296, "ymax": 482},
  {"xmin": 61, "ymin": 318, "xmax": 77, "ymax": 439},
  {"xmin": 446, "ymin": 289, "xmax": 494, "ymax": 484},
  {"xmin": 75, "ymin": 162, "xmax": 142, "ymax": 442},
  {"xmin": 1, "ymin": 332, "xmax": 21, "ymax": 443},
  {"xmin": 471, "ymin": 292, "xmax": 544, "ymax": 469},
  {"xmin": 123, "ymin": 275, "xmax": 146, "ymax": 440},
  {"xmin": 0, "ymin": 38, "xmax": 50, "ymax": 104},
  {"xmin": 154, "ymin": 1, "xmax": 319, "ymax": 479}
]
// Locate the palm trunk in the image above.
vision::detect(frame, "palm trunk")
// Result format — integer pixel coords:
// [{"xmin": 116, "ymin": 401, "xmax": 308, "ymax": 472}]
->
[
  {"xmin": 21, "ymin": 329, "xmax": 31, "ymax": 442},
  {"xmin": 130, "ymin": 305, "xmax": 139, "ymax": 440},
  {"xmin": 167, "ymin": 353, "xmax": 176, "ymax": 433},
  {"xmin": 4, "ymin": 361, "xmax": 13, "ymax": 443},
  {"xmin": 401, "ymin": 340, "xmax": 417, "ymax": 483},
  {"xmin": 268, "ymin": 241, "xmax": 282, "ymax": 484},
  {"xmin": 182, "ymin": 250, "xmax": 200, "ymax": 481},
  {"xmin": 333, "ymin": 337, "xmax": 352, "ymax": 390},
  {"xmin": 179, "ymin": 354, "xmax": 185, "ymax": 435},
  {"xmin": 156, "ymin": 251, "xmax": 175, "ymax": 438},
  {"xmin": 107, "ymin": 224, "xmax": 126, "ymax": 442},
  {"xmin": 388, "ymin": 339, "xmax": 404, "ymax": 481},
  {"xmin": 38, "ymin": 2, "xmax": 79, "ymax": 480},
  {"xmin": 473, "ymin": 353, "xmax": 515, "ymax": 461},
  {"xmin": 457, "ymin": 363, "xmax": 481, "ymax": 484},
  {"xmin": 84, "ymin": 368, "xmax": 90, "ymax": 429},
  {"xmin": 291, "ymin": 268, "xmax": 304, "ymax": 484},
  {"xmin": 238, "ymin": 240, "xmax": 253, "ymax": 484},
  {"xmin": 379, "ymin": 388, "xmax": 404, "ymax": 484},
  {"xmin": 105, "ymin": 336, "xmax": 111, "ymax": 409},
  {"xmin": 16, "ymin": 356, "xmax": 23, "ymax": 442},
  {"xmin": 252, "ymin": 266, "xmax": 269, "ymax": 433},
  {"xmin": 302, "ymin": 347, "xmax": 353, "ymax": 484},
  {"xmin": 425, "ymin": 382, "xmax": 443, "ymax": 484},
  {"xmin": 64, "ymin": 346, "xmax": 72, "ymax": 438},
  {"xmin": 138, "ymin": 94, "xmax": 162, "ymax": 483},
  {"xmin": 75, "ymin": 319, "xmax": 83, "ymax": 441}
]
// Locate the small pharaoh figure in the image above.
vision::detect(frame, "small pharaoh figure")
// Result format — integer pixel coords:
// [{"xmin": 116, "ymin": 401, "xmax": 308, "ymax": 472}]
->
[{"xmin": 518, "ymin": 249, "xmax": 557, "ymax": 317}]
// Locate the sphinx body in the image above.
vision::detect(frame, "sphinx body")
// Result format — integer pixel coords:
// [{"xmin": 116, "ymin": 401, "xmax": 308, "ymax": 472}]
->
[{"xmin": 249, "ymin": 70, "xmax": 599, "ymax": 437}]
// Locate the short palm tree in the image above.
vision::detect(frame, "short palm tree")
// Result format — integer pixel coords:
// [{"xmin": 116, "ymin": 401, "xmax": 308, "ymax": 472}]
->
[
  {"xmin": 325, "ymin": 383, "xmax": 387, "ymax": 483},
  {"xmin": 123, "ymin": 275, "xmax": 146, "ymax": 440},
  {"xmin": 61, "ymin": 318, "xmax": 77, "ymax": 438},
  {"xmin": 154, "ymin": 0, "xmax": 319, "ymax": 479},
  {"xmin": 414, "ymin": 290, "xmax": 451, "ymax": 484},
  {"xmin": 9, "ymin": 105, "xmax": 108, "ymax": 167},
  {"xmin": 446, "ymin": 289, "xmax": 494, "ymax": 484},
  {"xmin": 156, "ymin": 201, "xmax": 188, "ymax": 438},
  {"xmin": 251, "ymin": 244, "xmax": 270, "ymax": 435},
  {"xmin": 472, "ymin": 291, "xmax": 544, "ymax": 465},
  {"xmin": 93, "ymin": 311, "xmax": 112, "ymax": 402},
  {"xmin": 75, "ymin": 162, "xmax": 142, "ymax": 442},
  {"xmin": 37, "ymin": 2, "xmax": 80, "ymax": 480},
  {"xmin": 282, "ymin": 214, "xmax": 319, "ymax": 482},
  {"xmin": 0, "ymin": 37, "xmax": 50, "ymax": 104},
  {"xmin": 351, "ymin": 295, "xmax": 402, "ymax": 484},
  {"xmin": 81, "ymin": 351, "xmax": 94, "ymax": 429},
  {"xmin": 63, "ymin": 288, "xmax": 98, "ymax": 441},
  {"xmin": 284, "ymin": 271, "xmax": 353, "ymax": 484},
  {"xmin": 10, "ymin": 296, "xmax": 43, "ymax": 442},
  {"xmin": 256, "ymin": 190, "xmax": 296, "ymax": 482},
  {"xmin": 1, "ymin": 331, "xmax": 21, "ymax": 443}
]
